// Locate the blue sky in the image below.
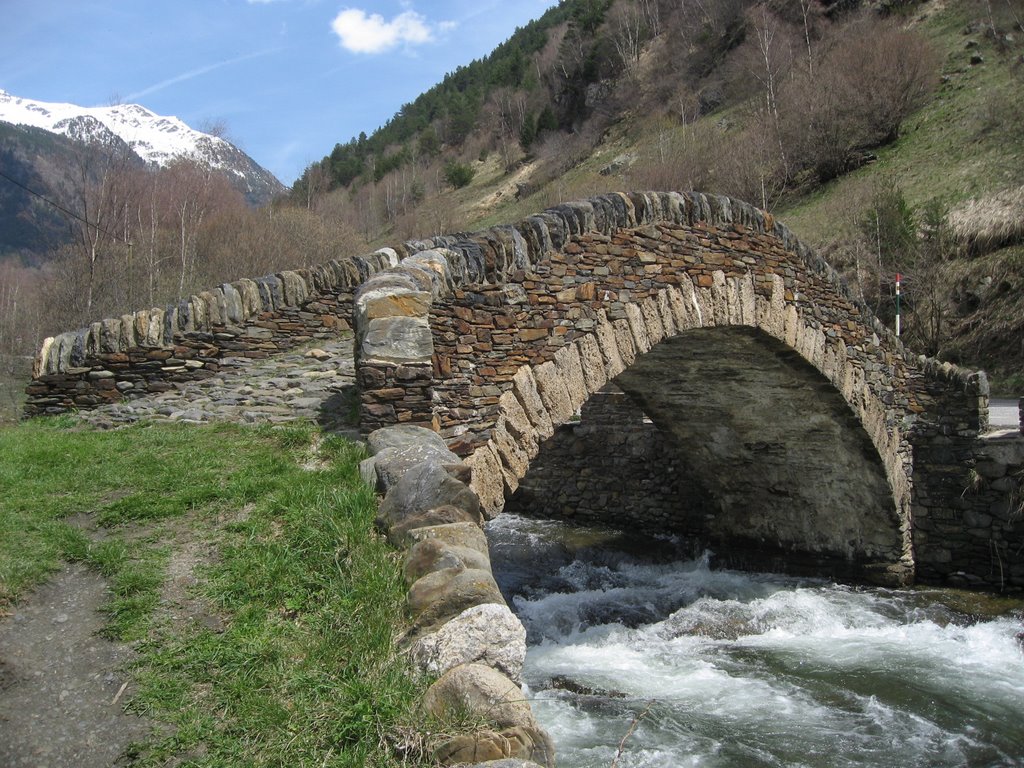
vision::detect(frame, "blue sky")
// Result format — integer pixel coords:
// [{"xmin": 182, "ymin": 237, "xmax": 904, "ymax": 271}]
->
[{"xmin": 1, "ymin": 0, "xmax": 559, "ymax": 185}]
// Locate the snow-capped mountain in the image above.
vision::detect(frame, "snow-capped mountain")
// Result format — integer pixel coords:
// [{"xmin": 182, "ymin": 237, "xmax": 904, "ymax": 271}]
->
[{"xmin": 0, "ymin": 89, "xmax": 284, "ymax": 205}]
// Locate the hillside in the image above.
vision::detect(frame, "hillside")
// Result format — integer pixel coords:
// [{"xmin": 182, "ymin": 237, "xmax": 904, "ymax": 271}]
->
[
  {"xmin": 0, "ymin": 90, "xmax": 286, "ymax": 262},
  {"xmin": 290, "ymin": 0, "xmax": 1024, "ymax": 392}
]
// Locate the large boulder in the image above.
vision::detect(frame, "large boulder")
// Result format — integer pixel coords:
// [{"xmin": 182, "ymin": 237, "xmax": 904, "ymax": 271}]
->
[
  {"xmin": 404, "ymin": 537, "xmax": 491, "ymax": 584},
  {"xmin": 422, "ymin": 663, "xmax": 536, "ymax": 732},
  {"xmin": 389, "ymin": 505, "xmax": 484, "ymax": 549},
  {"xmin": 408, "ymin": 568, "xmax": 505, "ymax": 636},
  {"xmin": 367, "ymin": 424, "xmax": 450, "ymax": 455},
  {"xmin": 404, "ymin": 522, "xmax": 490, "ymax": 557},
  {"xmin": 377, "ymin": 462, "xmax": 481, "ymax": 532},
  {"xmin": 434, "ymin": 728, "xmax": 554, "ymax": 767},
  {"xmin": 409, "ymin": 603, "xmax": 526, "ymax": 683},
  {"xmin": 364, "ymin": 443, "xmax": 464, "ymax": 493},
  {"xmin": 363, "ymin": 425, "xmax": 465, "ymax": 493}
]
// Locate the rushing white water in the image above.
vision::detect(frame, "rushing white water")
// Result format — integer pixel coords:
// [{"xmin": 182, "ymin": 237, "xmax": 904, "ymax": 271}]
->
[{"xmin": 486, "ymin": 515, "xmax": 1024, "ymax": 768}]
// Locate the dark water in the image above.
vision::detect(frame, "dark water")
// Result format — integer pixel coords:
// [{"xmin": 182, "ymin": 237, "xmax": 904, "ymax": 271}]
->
[{"xmin": 487, "ymin": 515, "xmax": 1024, "ymax": 768}]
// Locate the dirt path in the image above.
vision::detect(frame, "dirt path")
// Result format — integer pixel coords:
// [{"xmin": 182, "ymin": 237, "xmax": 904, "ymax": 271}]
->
[
  {"xmin": 0, "ymin": 563, "xmax": 151, "ymax": 767},
  {"xmin": 1, "ymin": 337, "xmax": 358, "ymax": 764}
]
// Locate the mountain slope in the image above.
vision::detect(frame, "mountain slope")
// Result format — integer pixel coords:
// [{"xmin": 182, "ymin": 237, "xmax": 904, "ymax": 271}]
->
[
  {"xmin": 289, "ymin": 0, "xmax": 1023, "ymax": 390},
  {"xmin": 0, "ymin": 89, "xmax": 284, "ymax": 212}
]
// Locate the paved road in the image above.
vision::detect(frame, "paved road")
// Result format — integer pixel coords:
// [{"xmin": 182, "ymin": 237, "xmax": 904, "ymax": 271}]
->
[{"xmin": 989, "ymin": 398, "xmax": 1020, "ymax": 430}]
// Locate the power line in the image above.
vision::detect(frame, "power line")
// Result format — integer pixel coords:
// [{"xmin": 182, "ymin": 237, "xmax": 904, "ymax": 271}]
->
[{"xmin": 0, "ymin": 167, "xmax": 129, "ymax": 243}]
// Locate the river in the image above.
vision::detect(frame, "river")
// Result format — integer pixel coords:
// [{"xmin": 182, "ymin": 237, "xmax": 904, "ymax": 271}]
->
[{"xmin": 486, "ymin": 514, "xmax": 1024, "ymax": 768}]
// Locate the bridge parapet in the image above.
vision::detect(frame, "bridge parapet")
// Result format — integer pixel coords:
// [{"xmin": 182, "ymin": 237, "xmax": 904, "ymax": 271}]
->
[{"xmin": 25, "ymin": 248, "xmax": 406, "ymax": 415}]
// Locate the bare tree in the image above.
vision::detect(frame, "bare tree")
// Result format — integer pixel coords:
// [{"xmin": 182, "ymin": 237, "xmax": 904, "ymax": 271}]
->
[
  {"xmin": 58, "ymin": 133, "xmax": 135, "ymax": 313},
  {"xmin": 610, "ymin": 2, "xmax": 646, "ymax": 76},
  {"xmin": 833, "ymin": 16, "xmax": 939, "ymax": 145}
]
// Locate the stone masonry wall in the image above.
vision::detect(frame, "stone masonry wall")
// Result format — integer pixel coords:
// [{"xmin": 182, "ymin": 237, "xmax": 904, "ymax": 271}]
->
[
  {"xmin": 25, "ymin": 249, "xmax": 405, "ymax": 415},
  {"xmin": 351, "ymin": 191, "xmax": 1018, "ymax": 591},
  {"xmin": 504, "ymin": 385, "xmax": 711, "ymax": 536},
  {"xmin": 913, "ymin": 425, "xmax": 1024, "ymax": 589}
]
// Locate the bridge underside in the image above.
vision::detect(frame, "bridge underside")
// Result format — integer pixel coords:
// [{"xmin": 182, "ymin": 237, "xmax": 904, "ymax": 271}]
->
[
  {"xmin": 617, "ymin": 327, "xmax": 903, "ymax": 574},
  {"xmin": 508, "ymin": 326, "xmax": 906, "ymax": 583}
]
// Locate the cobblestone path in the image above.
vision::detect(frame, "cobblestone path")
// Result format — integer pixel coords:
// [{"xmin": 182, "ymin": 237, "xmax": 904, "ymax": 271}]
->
[{"xmin": 75, "ymin": 335, "xmax": 358, "ymax": 437}]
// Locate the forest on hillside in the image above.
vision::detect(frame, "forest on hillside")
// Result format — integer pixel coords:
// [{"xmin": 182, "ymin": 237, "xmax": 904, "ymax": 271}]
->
[{"xmin": 1, "ymin": 0, "xmax": 1022, "ymax": 416}]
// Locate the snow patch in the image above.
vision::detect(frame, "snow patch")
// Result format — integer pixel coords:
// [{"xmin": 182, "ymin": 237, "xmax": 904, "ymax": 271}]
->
[{"xmin": 0, "ymin": 88, "xmax": 232, "ymax": 169}]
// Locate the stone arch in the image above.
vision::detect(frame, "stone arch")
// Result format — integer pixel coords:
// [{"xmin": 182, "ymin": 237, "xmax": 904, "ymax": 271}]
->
[
  {"xmin": 352, "ymin": 190, "xmax": 990, "ymax": 585},
  {"xmin": 466, "ymin": 272, "xmax": 914, "ymax": 582}
]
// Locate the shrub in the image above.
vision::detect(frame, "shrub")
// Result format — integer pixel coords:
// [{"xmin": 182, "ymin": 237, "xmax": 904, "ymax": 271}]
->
[{"xmin": 443, "ymin": 160, "xmax": 476, "ymax": 189}]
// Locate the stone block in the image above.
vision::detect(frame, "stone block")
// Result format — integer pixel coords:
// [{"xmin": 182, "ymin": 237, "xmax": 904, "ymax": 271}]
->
[
  {"xmin": 408, "ymin": 569, "xmax": 506, "ymax": 636},
  {"xmin": 497, "ymin": 390, "xmax": 539, "ymax": 461},
  {"xmin": 404, "ymin": 537, "xmax": 491, "ymax": 584},
  {"xmin": 624, "ymin": 303, "xmax": 651, "ymax": 355},
  {"xmin": 612, "ymin": 319, "xmax": 637, "ymax": 367},
  {"xmin": 422, "ymin": 663, "xmax": 536, "ymax": 732},
  {"xmin": 594, "ymin": 315, "xmax": 625, "ymax": 378},
  {"xmin": 409, "ymin": 603, "xmax": 526, "ymax": 683},
  {"xmin": 640, "ymin": 297, "xmax": 665, "ymax": 346},
  {"xmin": 360, "ymin": 316, "xmax": 433, "ymax": 365},
  {"xmin": 233, "ymin": 279, "xmax": 262, "ymax": 318},
  {"xmin": 532, "ymin": 361, "xmax": 574, "ymax": 426},
  {"xmin": 370, "ymin": 440, "xmax": 463, "ymax": 493},
  {"xmin": 511, "ymin": 367, "xmax": 554, "ymax": 440},
  {"xmin": 377, "ymin": 462, "xmax": 481, "ymax": 532},
  {"xmin": 490, "ymin": 419, "xmax": 529, "ymax": 494},
  {"xmin": 405, "ymin": 522, "xmax": 490, "ymax": 555},
  {"xmin": 467, "ymin": 443, "xmax": 507, "ymax": 518},
  {"xmin": 553, "ymin": 344, "xmax": 588, "ymax": 414},
  {"xmin": 390, "ymin": 506, "xmax": 485, "ymax": 549}
]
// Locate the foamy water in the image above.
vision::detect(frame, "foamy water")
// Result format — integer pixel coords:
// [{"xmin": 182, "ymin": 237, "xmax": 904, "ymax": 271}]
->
[{"xmin": 487, "ymin": 515, "xmax": 1024, "ymax": 768}]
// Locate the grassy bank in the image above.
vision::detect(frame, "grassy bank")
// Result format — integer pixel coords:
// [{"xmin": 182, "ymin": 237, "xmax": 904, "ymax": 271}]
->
[{"xmin": 0, "ymin": 418, "xmax": 433, "ymax": 766}]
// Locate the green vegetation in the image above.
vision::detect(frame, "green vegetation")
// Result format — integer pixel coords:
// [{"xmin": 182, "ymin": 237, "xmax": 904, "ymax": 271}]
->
[
  {"xmin": 443, "ymin": 160, "xmax": 476, "ymax": 189},
  {"xmin": 0, "ymin": 418, "xmax": 433, "ymax": 766},
  {"xmin": 293, "ymin": 0, "xmax": 614, "ymax": 198}
]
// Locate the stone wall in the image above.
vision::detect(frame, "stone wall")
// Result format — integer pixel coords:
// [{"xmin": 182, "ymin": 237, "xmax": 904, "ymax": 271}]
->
[
  {"xmin": 913, "ymin": 427, "xmax": 1024, "ymax": 589},
  {"xmin": 350, "ymin": 191, "xmax": 1018, "ymax": 591},
  {"xmin": 25, "ymin": 250, "xmax": 405, "ymax": 416},
  {"xmin": 505, "ymin": 384, "xmax": 711, "ymax": 536},
  {"xmin": 361, "ymin": 425, "xmax": 554, "ymax": 767}
]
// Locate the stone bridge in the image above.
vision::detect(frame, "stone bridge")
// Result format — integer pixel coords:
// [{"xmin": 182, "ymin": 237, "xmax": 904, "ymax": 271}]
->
[
  {"xmin": 25, "ymin": 190, "xmax": 1023, "ymax": 590},
  {"xmin": 23, "ymin": 189, "xmax": 1024, "ymax": 767},
  {"xmin": 353, "ymin": 191, "xmax": 1022, "ymax": 590}
]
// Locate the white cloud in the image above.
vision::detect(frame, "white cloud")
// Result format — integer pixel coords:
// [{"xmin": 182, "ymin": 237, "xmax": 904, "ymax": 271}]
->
[{"xmin": 330, "ymin": 8, "xmax": 435, "ymax": 54}]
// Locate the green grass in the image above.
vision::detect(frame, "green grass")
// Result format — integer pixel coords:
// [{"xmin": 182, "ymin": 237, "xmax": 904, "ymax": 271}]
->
[
  {"xmin": 0, "ymin": 418, "xmax": 436, "ymax": 766},
  {"xmin": 779, "ymin": 4, "xmax": 1024, "ymax": 244}
]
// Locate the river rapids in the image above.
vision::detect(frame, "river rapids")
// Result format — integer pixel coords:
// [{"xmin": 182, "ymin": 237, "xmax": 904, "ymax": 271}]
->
[{"xmin": 486, "ymin": 515, "xmax": 1024, "ymax": 768}]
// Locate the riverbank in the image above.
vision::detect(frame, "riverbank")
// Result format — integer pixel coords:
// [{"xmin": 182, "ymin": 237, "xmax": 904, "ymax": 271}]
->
[{"xmin": 0, "ymin": 419, "xmax": 433, "ymax": 766}]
